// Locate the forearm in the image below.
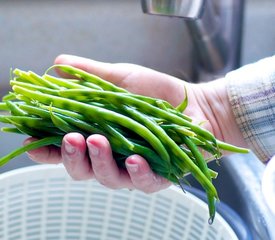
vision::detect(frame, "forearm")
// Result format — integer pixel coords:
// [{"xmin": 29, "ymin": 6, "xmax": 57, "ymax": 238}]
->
[{"xmin": 226, "ymin": 56, "xmax": 275, "ymax": 163}]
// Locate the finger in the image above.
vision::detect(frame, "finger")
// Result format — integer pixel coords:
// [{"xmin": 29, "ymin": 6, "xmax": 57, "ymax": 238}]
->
[
  {"xmin": 61, "ymin": 133, "xmax": 94, "ymax": 180},
  {"xmin": 86, "ymin": 134, "xmax": 133, "ymax": 189},
  {"xmin": 25, "ymin": 137, "xmax": 62, "ymax": 164},
  {"xmin": 125, "ymin": 155, "xmax": 171, "ymax": 193}
]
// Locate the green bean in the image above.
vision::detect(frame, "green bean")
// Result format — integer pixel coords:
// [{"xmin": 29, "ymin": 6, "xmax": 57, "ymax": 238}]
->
[
  {"xmin": 3, "ymin": 102, "xmax": 170, "ymax": 177},
  {"xmin": 0, "ymin": 115, "xmax": 13, "ymax": 124},
  {"xmin": 50, "ymin": 109, "xmax": 82, "ymax": 134},
  {"xmin": 121, "ymin": 106, "xmax": 217, "ymax": 197},
  {"xmin": 22, "ymin": 103, "xmax": 128, "ymax": 140},
  {"xmin": 9, "ymin": 123, "xmax": 47, "ymax": 138},
  {"xmin": 10, "ymin": 80, "xmax": 60, "ymax": 96},
  {"xmin": 181, "ymin": 136, "xmax": 216, "ymax": 222},
  {"xmin": 99, "ymin": 113, "xmax": 170, "ymax": 170},
  {"xmin": 124, "ymin": 93, "xmax": 175, "ymax": 110},
  {"xmin": 160, "ymin": 124, "xmax": 195, "ymax": 137},
  {"xmin": 58, "ymin": 88, "xmax": 216, "ymax": 143},
  {"xmin": 12, "ymin": 69, "xmax": 32, "ymax": 84},
  {"xmin": 2, "ymin": 92, "xmax": 16, "ymax": 101},
  {"xmin": 28, "ymin": 71, "xmax": 60, "ymax": 90},
  {"xmin": 47, "ymin": 108, "xmax": 170, "ymax": 175},
  {"xmin": 12, "ymin": 85, "xmax": 171, "ymax": 164},
  {"xmin": 176, "ymin": 85, "xmax": 188, "ymax": 112},
  {"xmin": 13, "ymin": 69, "xmax": 57, "ymax": 90},
  {"xmin": 15, "ymin": 67, "xmax": 189, "ymax": 121},
  {"xmin": 173, "ymin": 147, "xmax": 217, "ymax": 197},
  {"xmin": 1, "ymin": 115, "xmax": 61, "ymax": 138},
  {"xmin": 47, "ymin": 64, "xmax": 127, "ymax": 93},
  {"xmin": 216, "ymin": 140, "xmax": 249, "ymax": 154},
  {"xmin": 190, "ymin": 136, "xmax": 222, "ymax": 158},
  {"xmin": 21, "ymin": 103, "xmax": 82, "ymax": 121},
  {"xmin": 0, "ymin": 102, "xmax": 9, "ymax": 111},
  {"xmin": 1, "ymin": 127, "xmax": 22, "ymax": 134},
  {"xmin": 0, "ymin": 136, "xmax": 62, "ymax": 166},
  {"xmin": 20, "ymin": 104, "xmax": 102, "ymax": 138},
  {"xmin": 3, "ymin": 115, "xmax": 55, "ymax": 129},
  {"xmin": 98, "ymin": 122, "xmax": 169, "ymax": 170},
  {"xmin": 80, "ymin": 81, "xmax": 104, "ymax": 90},
  {"xmin": 5, "ymin": 101, "xmax": 27, "ymax": 116},
  {"xmin": 0, "ymin": 65, "xmax": 251, "ymax": 223},
  {"xmin": 19, "ymin": 104, "xmax": 52, "ymax": 119},
  {"xmin": 122, "ymin": 109, "xmax": 196, "ymax": 177},
  {"xmin": 43, "ymin": 74, "xmax": 93, "ymax": 90},
  {"xmin": 121, "ymin": 106, "xmax": 172, "ymax": 159}
]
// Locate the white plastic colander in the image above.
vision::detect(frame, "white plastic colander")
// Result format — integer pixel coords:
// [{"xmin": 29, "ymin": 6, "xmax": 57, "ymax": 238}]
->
[{"xmin": 0, "ymin": 164, "xmax": 238, "ymax": 240}]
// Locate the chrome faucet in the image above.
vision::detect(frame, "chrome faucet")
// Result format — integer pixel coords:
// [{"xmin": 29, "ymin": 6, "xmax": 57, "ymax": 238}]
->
[{"xmin": 141, "ymin": 0, "xmax": 244, "ymax": 81}]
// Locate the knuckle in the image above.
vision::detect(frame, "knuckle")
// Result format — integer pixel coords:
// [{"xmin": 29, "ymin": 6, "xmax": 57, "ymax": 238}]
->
[
  {"xmin": 70, "ymin": 169, "xmax": 94, "ymax": 181},
  {"xmin": 134, "ymin": 172, "xmax": 166, "ymax": 194},
  {"xmin": 97, "ymin": 177, "xmax": 120, "ymax": 189},
  {"xmin": 70, "ymin": 175, "xmax": 85, "ymax": 181},
  {"xmin": 67, "ymin": 169, "xmax": 86, "ymax": 181},
  {"xmin": 142, "ymin": 187, "xmax": 156, "ymax": 194}
]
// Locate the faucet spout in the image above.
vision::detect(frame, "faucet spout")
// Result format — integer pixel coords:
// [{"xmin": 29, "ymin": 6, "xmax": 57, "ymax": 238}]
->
[
  {"xmin": 141, "ymin": 0, "xmax": 206, "ymax": 20},
  {"xmin": 141, "ymin": 0, "xmax": 244, "ymax": 81}
]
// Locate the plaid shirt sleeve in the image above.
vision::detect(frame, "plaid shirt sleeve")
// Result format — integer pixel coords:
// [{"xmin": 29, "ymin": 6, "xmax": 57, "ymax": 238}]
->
[{"xmin": 226, "ymin": 55, "xmax": 275, "ymax": 163}]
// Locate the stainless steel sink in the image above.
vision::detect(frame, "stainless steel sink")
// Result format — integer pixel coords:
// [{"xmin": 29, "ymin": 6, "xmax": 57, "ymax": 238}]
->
[{"xmin": 1, "ymin": 0, "xmax": 275, "ymax": 239}]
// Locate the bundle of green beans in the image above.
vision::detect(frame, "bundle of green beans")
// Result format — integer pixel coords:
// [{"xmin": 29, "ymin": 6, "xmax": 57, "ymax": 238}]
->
[{"xmin": 0, "ymin": 65, "xmax": 249, "ymax": 223}]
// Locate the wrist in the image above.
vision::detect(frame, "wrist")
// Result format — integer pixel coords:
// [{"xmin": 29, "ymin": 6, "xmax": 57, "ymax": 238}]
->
[{"xmin": 197, "ymin": 79, "xmax": 247, "ymax": 148}]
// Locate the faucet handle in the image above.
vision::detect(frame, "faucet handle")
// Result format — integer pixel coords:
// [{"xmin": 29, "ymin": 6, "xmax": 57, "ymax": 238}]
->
[{"xmin": 141, "ymin": 0, "xmax": 206, "ymax": 20}]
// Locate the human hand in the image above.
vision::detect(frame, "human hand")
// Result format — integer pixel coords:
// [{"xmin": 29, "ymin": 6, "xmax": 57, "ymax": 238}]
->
[{"xmin": 26, "ymin": 54, "xmax": 246, "ymax": 192}]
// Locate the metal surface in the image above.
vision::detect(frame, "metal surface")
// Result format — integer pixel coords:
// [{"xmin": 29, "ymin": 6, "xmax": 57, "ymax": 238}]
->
[
  {"xmin": 141, "ymin": 0, "xmax": 205, "ymax": 19},
  {"xmin": 141, "ymin": 0, "xmax": 244, "ymax": 80},
  {"xmin": 222, "ymin": 154, "xmax": 275, "ymax": 240}
]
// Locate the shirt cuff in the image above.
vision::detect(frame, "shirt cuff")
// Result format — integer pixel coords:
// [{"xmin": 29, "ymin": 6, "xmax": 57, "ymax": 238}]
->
[{"xmin": 226, "ymin": 55, "xmax": 275, "ymax": 163}]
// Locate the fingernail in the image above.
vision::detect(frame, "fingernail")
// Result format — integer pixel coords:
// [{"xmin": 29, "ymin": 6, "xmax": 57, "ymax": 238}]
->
[
  {"xmin": 64, "ymin": 140, "xmax": 76, "ymax": 155},
  {"xmin": 87, "ymin": 142, "xmax": 100, "ymax": 156},
  {"xmin": 126, "ymin": 162, "xmax": 139, "ymax": 173}
]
